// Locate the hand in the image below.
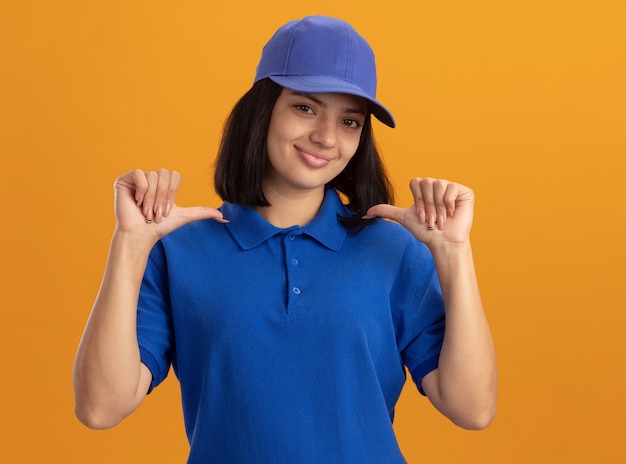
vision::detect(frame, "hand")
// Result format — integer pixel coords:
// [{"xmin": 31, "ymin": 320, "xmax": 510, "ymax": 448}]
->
[
  {"xmin": 113, "ymin": 169, "xmax": 227, "ymax": 240},
  {"xmin": 366, "ymin": 177, "xmax": 474, "ymax": 247}
]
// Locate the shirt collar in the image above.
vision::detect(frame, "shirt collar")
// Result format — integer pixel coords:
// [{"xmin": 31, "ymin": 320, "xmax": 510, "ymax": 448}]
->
[{"xmin": 221, "ymin": 188, "xmax": 350, "ymax": 252}]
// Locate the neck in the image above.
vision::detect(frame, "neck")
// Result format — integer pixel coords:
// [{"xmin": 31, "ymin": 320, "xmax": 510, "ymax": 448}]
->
[{"xmin": 255, "ymin": 186, "xmax": 325, "ymax": 228}]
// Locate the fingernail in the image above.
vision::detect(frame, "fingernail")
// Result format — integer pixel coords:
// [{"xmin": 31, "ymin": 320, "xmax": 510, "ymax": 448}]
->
[
  {"xmin": 164, "ymin": 200, "xmax": 172, "ymax": 216},
  {"xmin": 362, "ymin": 214, "xmax": 375, "ymax": 220}
]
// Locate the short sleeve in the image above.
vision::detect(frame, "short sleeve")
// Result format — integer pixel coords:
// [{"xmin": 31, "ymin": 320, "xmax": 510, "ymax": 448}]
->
[
  {"xmin": 392, "ymin": 239, "xmax": 446, "ymax": 396},
  {"xmin": 137, "ymin": 241, "xmax": 174, "ymax": 393}
]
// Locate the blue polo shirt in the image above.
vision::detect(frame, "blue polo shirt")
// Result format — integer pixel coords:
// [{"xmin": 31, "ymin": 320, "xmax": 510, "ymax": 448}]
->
[{"xmin": 137, "ymin": 188, "xmax": 445, "ymax": 463}]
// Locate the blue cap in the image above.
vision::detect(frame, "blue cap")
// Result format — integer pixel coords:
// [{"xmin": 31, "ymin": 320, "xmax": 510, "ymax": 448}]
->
[{"xmin": 254, "ymin": 16, "xmax": 396, "ymax": 128}]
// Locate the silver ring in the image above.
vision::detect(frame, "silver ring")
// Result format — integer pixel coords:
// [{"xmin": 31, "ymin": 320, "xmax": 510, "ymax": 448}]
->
[
  {"xmin": 427, "ymin": 226, "xmax": 435, "ymax": 230},
  {"xmin": 145, "ymin": 218, "xmax": 153, "ymax": 224}
]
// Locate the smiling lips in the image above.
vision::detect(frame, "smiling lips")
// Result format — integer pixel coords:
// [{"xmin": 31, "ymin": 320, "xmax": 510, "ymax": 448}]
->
[{"xmin": 296, "ymin": 146, "xmax": 333, "ymax": 169}]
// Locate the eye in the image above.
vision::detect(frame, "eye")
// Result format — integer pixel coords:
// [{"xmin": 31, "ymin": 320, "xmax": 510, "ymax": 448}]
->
[
  {"xmin": 342, "ymin": 118, "xmax": 362, "ymax": 129},
  {"xmin": 295, "ymin": 104, "xmax": 314, "ymax": 114}
]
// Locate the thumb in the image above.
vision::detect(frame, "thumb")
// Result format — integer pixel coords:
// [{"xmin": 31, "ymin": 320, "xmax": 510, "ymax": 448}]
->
[
  {"xmin": 365, "ymin": 203, "xmax": 406, "ymax": 224},
  {"xmin": 175, "ymin": 205, "xmax": 229, "ymax": 226}
]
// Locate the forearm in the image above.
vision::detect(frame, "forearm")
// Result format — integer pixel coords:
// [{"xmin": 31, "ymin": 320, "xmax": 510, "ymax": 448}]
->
[
  {"xmin": 427, "ymin": 241, "xmax": 497, "ymax": 429},
  {"xmin": 73, "ymin": 231, "xmax": 154, "ymax": 428}
]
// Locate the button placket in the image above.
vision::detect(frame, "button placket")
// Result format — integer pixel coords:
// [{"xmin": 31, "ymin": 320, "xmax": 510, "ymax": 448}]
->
[{"xmin": 284, "ymin": 233, "xmax": 304, "ymax": 308}]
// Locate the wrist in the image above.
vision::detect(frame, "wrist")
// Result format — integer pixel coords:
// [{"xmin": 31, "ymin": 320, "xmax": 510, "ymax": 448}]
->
[
  {"xmin": 428, "ymin": 239, "xmax": 472, "ymax": 258},
  {"xmin": 110, "ymin": 229, "xmax": 158, "ymax": 256},
  {"xmin": 427, "ymin": 240, "xmax": 476, "ymax": 277}
]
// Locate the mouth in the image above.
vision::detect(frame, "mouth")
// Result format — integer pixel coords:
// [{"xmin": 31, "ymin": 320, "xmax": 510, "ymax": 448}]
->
[{"xmin": 296, "ymin": 146, "xmax": 332, "ymax": 169}]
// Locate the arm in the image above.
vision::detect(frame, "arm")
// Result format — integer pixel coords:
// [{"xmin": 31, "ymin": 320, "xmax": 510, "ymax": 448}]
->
[
  {"xmin": 73, "ymin": 169, "xmax": 226, "ymax": 429},
  {"xmin": 366, "ymin": 177, "xmax": 497, "ymax": 430}
]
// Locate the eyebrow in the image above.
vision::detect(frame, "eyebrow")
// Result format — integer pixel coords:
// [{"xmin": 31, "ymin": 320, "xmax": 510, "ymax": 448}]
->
[{"xmin": 290, "ymin": 91, "xmax": 367, "ymax": 116}]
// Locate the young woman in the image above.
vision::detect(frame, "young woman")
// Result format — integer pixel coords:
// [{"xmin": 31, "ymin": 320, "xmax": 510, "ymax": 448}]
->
[{"xmin": 73, "ymin": 15, "xmax": 497, "ymax": 463}]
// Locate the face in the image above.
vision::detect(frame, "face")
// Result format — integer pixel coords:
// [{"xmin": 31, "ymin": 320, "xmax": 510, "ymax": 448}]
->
[{"xmin": 264, "ymin": 89, "xmax": 367, "ymax": 197}]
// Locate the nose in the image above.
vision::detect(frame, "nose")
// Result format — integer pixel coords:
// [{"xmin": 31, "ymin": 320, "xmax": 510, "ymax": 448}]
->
[{"xmin": 309, "ymin": 117, "xmax": 337, "ymax": 149}]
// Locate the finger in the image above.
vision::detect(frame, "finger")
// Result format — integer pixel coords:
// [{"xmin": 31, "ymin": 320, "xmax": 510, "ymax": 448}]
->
[
  {"xmin": 433, "ymin": 180, "xmax": 449, "ymax": 230},
  {"xmin": 179, "ymin": 206, "xmax": 230, "ymax": 225},
  {"xmin": 415, "ymin": 177, "xmax": 436, "ymax": 228},
  {"xmin": 365, "ymin": 203, "xmax": 405, "ymax": 224},
  {"xmin": 164, "ymin": 170, "xmax": 181, "ymax": 217},
  {"xmin": 131, "ymin": 170, "xmax": 149, "ymax": 207},
  {"xmin": 153, "ymin": 169, "xmax": 172, "ymax": 223},
  {"xmin": 142, "ymin": 171, "xmax": 158, "ymax": 221},
  {"xmin": 442, "ymin": 182, "xmax": 460, "ymax": 218},
  {"xmin": 409, "ymin": 177, "xmax": 426, "ymax": 223}
]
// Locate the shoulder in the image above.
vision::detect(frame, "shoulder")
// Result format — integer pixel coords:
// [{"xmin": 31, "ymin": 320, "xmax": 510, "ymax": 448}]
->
[
  {"xmin": 357, "ymin": 218, "xmax": 426, "ymax": 249},
  {"xmin": 363, "ymin": 217, "xmax": 413, "ymax": 238},
  {"xmin": 150, "ymin": 218, "xmax": 233, "ymax": 263},
  {"xmin": 345, "ymin": 218, "xmax": 434, "ymax": 265},
  {"xmin": 163, "ymin": 218, "xmax": 228, "ymax": 244}
]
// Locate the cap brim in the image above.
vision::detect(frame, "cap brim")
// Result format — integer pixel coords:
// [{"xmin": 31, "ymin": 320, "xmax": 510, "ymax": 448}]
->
[{"xmin": 268, "ymin": 75, "xmax": 396, "ymax": 128}]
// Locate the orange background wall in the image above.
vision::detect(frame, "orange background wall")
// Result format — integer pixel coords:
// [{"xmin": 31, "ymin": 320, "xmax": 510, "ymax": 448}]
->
[{"xmin": 1, "ymin": 1, "xmax": 624, "ymax": 462}]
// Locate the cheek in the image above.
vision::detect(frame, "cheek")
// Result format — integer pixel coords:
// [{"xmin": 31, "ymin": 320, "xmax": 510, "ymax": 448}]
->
[
  {"xmin": 266, "ymin": 112, "xmax": 294, "ymax": 152},
  {"xmin": 341, "ymin": 135, "xmax": 362, "ymax": 162},
  {"xmin": 265, "ymin": 120, "xmax": 283, "ymax": 161}
]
